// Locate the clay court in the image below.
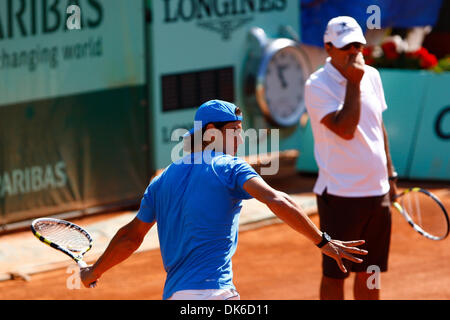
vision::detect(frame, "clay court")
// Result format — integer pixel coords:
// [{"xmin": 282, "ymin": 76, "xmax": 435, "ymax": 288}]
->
[{"xmin": 0, "ymin": 176, "xmax": 449, "ymax": 300}]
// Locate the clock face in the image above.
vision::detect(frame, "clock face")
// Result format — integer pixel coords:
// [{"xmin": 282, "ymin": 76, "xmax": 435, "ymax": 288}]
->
[{"xmin": 263, "ymin": 46, "xmax": 306, "ymax": 127}]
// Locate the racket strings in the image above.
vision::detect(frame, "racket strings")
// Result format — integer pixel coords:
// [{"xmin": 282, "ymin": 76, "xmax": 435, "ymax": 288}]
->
[
  {"xmin": 401, "ymin": 191, "xmax": 448, "ymax": 238},
  {"xmin": 34, "ymin": 221, "xmax": 90, "ymax": 252}
]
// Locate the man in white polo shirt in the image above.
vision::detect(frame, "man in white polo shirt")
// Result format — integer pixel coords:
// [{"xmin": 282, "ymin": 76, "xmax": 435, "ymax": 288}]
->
[{"xmin": 304, "ymin": 16, "xmax": 398, "ymax": 300}]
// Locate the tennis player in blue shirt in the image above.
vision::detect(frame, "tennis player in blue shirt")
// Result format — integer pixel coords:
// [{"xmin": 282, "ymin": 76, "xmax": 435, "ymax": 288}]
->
[{"xmin": 80, "ymin": 99, "xmax": 367, "ymax": 300}]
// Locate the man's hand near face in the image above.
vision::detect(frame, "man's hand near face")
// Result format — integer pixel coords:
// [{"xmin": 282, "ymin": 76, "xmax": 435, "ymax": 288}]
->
[{"xmin": 341, "ymin": 52, "xmax": 365, "ymax": 85}]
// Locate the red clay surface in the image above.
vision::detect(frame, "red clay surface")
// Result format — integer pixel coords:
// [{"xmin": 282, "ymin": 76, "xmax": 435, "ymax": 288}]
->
[{"xmin": 0, "ymin": 176, "xmax": 449, "ymax": 300}]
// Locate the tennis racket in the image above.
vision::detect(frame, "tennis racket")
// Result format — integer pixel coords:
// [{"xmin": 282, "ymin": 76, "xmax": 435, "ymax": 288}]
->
[
  {"xmin": 392, "ymin": 188, "xmax": 450, "ymax": 241},
  {"xmin": 31, "ymin": 217, "xmax": 97, "ymax": 287}
]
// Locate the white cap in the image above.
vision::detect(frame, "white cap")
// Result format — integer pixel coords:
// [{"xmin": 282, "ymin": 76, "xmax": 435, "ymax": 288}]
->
[{"xmin": 323, "ymin": 16, "xmax": 366, "ymax": 48}]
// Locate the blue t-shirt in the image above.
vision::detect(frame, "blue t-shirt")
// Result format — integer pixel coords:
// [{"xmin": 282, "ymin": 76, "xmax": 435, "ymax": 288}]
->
[{"xmin": 136, "ymin": 151, "xmax": 259, "ymax": 300}]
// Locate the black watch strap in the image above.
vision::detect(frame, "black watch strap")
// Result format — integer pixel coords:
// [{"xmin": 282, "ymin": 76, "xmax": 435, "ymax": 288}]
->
[{"xmin": 317, "ymin": 232, "xmax": 331, "ymax": 248}]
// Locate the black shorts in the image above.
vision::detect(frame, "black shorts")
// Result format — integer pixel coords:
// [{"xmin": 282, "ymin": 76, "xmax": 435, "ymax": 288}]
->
[{"xmin": 317, "ymin": 189, "xmax": 392, "ymax": 279}]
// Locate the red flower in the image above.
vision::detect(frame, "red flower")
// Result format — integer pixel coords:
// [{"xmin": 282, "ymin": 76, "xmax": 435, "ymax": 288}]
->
[
  {"xmin": 408, "ymin": 47, "xmax": 426, "ymax": 59},
  {"xmin": 420, "ymin": 53, "xmax": 438, "ymax": 69},
  {"xmin": 409, "ymin": 47, "xmax": 438, "ymax": 69},
  {"xmin": 381, "ymin": 41, "xmax": 399, "ymax": 60}
]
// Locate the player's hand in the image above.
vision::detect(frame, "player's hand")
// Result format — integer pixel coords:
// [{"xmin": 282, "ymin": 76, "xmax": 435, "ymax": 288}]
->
[
  {"xmin": 389, "ymin": 180, "xmax": 398, "ymax": 203},
  {"xmin": 342, "ymin": 52, "xmax": 365, "ymax": 85},
  {"xmin": 320, "ymin": 239, "xmax": 368, "ymax": 273},
  {"xmin": 80, "ymin": 265, "xmax": 99, "ymax": 288}
]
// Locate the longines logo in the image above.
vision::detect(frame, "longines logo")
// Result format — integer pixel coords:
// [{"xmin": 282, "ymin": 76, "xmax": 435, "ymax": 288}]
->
[
  {"xmin": 197, "ymin": 16, "xmax": 253, "ymax": 40},
  {"xmin": 163, "ymin": 0, "xmax": 287, "ymax": 40}
]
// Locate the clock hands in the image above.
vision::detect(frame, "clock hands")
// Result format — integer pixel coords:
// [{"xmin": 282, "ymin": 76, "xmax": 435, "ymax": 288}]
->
[{"xmin": 276, "ymin": 64, "xmax": 288, "ymax": 89}]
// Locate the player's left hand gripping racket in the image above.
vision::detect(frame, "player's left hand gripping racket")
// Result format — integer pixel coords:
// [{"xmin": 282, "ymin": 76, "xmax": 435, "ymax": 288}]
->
[{"xmin": 31, "ymin": 217, "xmax": 97, "ymax": 287}]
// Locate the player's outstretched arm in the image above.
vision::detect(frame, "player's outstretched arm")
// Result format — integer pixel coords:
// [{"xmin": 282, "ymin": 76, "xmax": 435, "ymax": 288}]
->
[
  {"xmin": 243, "ymin": 177, "xmax": 367, "ymax": 273},
  {"xmin": 80, "ymin": 217, "xmax": 154, "ymax": 288}
]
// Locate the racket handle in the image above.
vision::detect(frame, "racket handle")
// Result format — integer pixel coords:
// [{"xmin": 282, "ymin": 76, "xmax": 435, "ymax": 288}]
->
[
  {"xmin": 77, "ymin": 260, "xmax": 88, "ymax": 268},
  {"xmin": 77, "ymin": 260, "xmax": 97, "ymax": 288}
]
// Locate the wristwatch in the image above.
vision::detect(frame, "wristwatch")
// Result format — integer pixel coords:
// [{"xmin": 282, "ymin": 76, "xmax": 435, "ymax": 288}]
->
[
  {"xmin": 389, "ymin": 171, "xmax": 398, "ymax": 181},
  {"xmin": 317, "ymin": 232, "xmax": 331, "ymax": 248}
]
